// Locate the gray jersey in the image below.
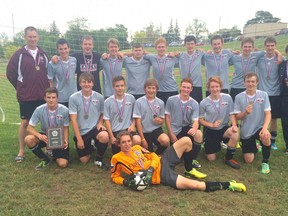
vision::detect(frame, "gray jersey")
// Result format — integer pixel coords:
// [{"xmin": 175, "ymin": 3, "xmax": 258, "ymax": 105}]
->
[
  {"xmin": 133, "ymin": 96, "xmax": 165, "ymax": 133},
  {"xmin": 202, "ymin": 50, "xmax": 233, "ymax": 89},
  {"xmin": 69, "ymin": 90, "xmax": 104, "ymax": 135},
  {"xmin": 178, "ymin": 51, "xmax": 204, "ymax": 87},
  {"xmin": 230, "ymin": 51, "xmax": 264, "ymax": 89},
  {"xmin": 257, "ymin": 55, "xmax": 280, "ymax": 96},
  {"xmin": 234, "ymin": 90, "xmax": 271, "ymax": 139},
  {"xmin": 123, "ymin": 56, "xmax": 151, "ymax": 95},
  {"xmin": 104, "ymin": 93, "xmax": 135, "ymax": 131},
  {"xmin": 29, "ymin": 103, "xmax": 69, "ymax": 133},
  {"xmin": 165, "ymin": 95, "xmax": 199, "ymax": 135},
  {"xmin": 100, "ymin": 57, "xmax": 123, "ymax": 97},
  {"xmin": 47, "ymin": 57, "xmax": 77, "ymax": 102},
  {"xmin": 144, "ymin": 54, "xmax": 178, "ymax": 92},
  {"xmin": 199, "ymin": 93, "xmax": 234, "ymax": 130}
]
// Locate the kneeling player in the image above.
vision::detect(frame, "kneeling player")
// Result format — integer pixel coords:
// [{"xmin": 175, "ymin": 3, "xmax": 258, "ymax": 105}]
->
[
  {"xmin": 111, "ymin": 131, "xmax": 246, "ymax": 192},
  {"xmin": 25, "ymin": 87, "xmax": 69, "ymax": 170}
]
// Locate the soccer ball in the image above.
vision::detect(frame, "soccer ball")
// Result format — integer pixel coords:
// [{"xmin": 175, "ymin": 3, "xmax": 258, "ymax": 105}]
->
[{"xmin": 134, "ymin": 171, "xmax": 148, "ymax": 191}]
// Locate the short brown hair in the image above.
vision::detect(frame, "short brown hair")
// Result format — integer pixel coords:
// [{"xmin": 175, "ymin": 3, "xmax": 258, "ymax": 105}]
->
[
  {"xmin": 24, "ymin": 26, "xmax": 37, "ymax": 36},
  {"xmin": 180, "ymin": 77, "xmax": 193, "ymax": 87},
  {"xmin": 154, "ymin": 37, "xmax": 167, "ymax": 48},
  {"xmin": 45, "ymin": 87, "xmax": 58, "ymax": 97},
  {"xmin": 107, "ymin": 38, "xmax": 120, "ymax": 48},
  {"xmin": 116, "ymin": 131, "xmax": 133, "ymax": 145},
  {"xmin": 112, "ymin": 75, "xmax": 126, "ymax": 87},
  {"xmin": 79, "ymin": 72, "xmax": 94, "ymax": 83},
  {"xmin": 144, "ymin": 78, "xmax": 159, "ymax": 91},
  {"xmin": 244, "ymin": 73, "xmax": 258, "ymax": 82},
  {"xmin": 206, "ymin": 76, "xmax": 223, "ymax": 89}
]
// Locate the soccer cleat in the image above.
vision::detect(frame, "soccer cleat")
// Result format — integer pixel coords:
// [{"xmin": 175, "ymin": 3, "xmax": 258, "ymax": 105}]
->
[
  {"xmin": 94, "ymin": 160, "xmax": 109, "ymax": 171},
  {"xmin": 261, "ymin": 162, "xmax": 270, "ymax": 174},
  {"xmin": 236, "ymin": 142, "xmax": 241, "ymax": 149},
  {"xmin": 228, "ymin": 180, "xmax": 246, "ymax": 192},
  {"xmin": 185, "ymin": 168, "xmax": 207, "ymax": 179},
  {"xmin": 224, "ymin": 159, "xmax": 240, "ymax": 169},
  {"xmin": 35, "ymin": 160, "xmax": 50, "ymax": 171},
  {"xmin": 271, "ymin": 143, "xmax": 278, "ymax": 150},
  {"xmin": 221, "ymin": 141, "xmax": 227, "ymax": 149},
  {"xmin": 192, "ymin": 160, "xmax": 201, "ymax": 169},
  {"xmin": 256, "ymin": 143, "xmax": 262, "ymax": 153}
]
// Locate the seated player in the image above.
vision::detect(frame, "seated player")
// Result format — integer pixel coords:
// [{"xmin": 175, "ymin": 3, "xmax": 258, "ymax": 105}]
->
[
  {"xmin": 234, "ymin": 73, "xmax": 271, "ymax": 174},
  {"xmin": 165, "ymin": 77, "xmax": 206, "ymax": 179},
  {"xmin": 133, "ymin": 78, "xmax": 169, "ymax": 155},
  {"xmin": 25, "ymin": 87, "xmax": 69, "ymax": 170},
  {"xmin": 104, "ymin": 75, "xmax": 141, "ymax": 155},
  {"xmin": 111, "ymin": 131, "xmax": 246, "ymax": 193},
  {"xmin": 69, "ymin": 73, "xmax": 109, "ymax": 169},
  {"xmin": 199, "ymin": 76, "xmax": 240, "ymax": 169}
]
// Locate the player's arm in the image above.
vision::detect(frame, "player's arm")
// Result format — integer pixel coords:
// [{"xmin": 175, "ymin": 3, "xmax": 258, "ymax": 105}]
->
[
  {"xmin": 229, "ymin": 114, "xmax": 238, "ymax": 132},
  {"xmin": 27, "ymin": 124, "xmax": 48, "ymax": 144},
  {"xmin": 63, "ymin": 126, "xmax": 69, "ymax": 149},
  {"xmin": 104, "ymin": 119, "xmax": 116, "ymax": 145},
  {"xmin": 142, "ymin": 148, "xmax": 160, "ymax": 169},
  {"xmin": 260, "ymin": 110, "xmax": 271, "ymax": 138},
  {"xmin": 6, "ymin": 52, "xmax": 20, "ymax": 89},
  {"xmin": 165, "ymin": 113, "xmax": 177, "ymax": 143},
  {"xmin": 128, "ymin": 118, "xmax": 136, "ymax": 132},
  {"xmin": 111, "ymin": 157, "xmax": 125, "ymax": 185},
  {"xmin": 274, "ymin": 49, "xmax": 283, "ymax": 64},
  {"xmin": 199, "ymin": 117, "xmax": 214, "ymax": 128},
  {"xmin": 97, "ymin": 113, "xmax": 106, "ymax": 131},
  {"xmin": 135, "ymin": 118, "xmax": 148, "ymax": 149},
  {"xmin": 70, "ymin": 113, "xmax": 84, "ymax": 149}
]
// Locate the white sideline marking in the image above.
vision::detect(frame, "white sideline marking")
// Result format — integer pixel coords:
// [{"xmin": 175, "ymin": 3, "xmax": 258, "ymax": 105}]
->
[{"xmin": 0, "ymin": 106, "xmax": 5, "ymax": 122}]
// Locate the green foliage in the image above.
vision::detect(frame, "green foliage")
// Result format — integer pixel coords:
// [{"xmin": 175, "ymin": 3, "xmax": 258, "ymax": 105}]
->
[
  {"xmin": 4, "ymin": 45, "xmax": 20, "ymax": 60},
  {"xmin": 185, "ymin": 19, "xmax": 208, "ymax": 42},
  {"xmin": 245, "ymin": 11, "xmax": 281, "ymax": 26}
]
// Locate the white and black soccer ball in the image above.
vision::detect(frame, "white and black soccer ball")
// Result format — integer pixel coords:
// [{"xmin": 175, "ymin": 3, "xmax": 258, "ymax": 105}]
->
[{"xmin": 134, "ymin": 171, "xmax": 148, "ymax": 191}]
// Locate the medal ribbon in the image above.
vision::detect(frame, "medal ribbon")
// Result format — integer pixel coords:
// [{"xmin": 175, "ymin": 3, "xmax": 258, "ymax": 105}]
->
[
  {"xmin": 82, "ymin": 95, "xmax": 92, "ymax": 116},
  {"xmin": 60, "ymin": 58, "xmax": 71, "ymax": 80},
  {"xmin": 213, "ymin": 53, "xmax": 223, "ymax": 75},
  {"xmin": 209, "ymin": 95, "xmax": 222, "ymax": 118},
  {"xmin": 109, "ymin": 58, "xmax": 119, "ymax": 76},
  {"xmin": 264, "ymin": 56, "xmax": 275, "ymax": 78},
  {"xmin": 114, "ymin": 95, "xmax": 126, "ymax": 120},
  {"xmin": 28, "ymin": 49, "xmax": 41, "ymax": 69},
  {"xmin": 83, "ymin": 53, "xmax": 93, "ymax": 73},
  {"xmin": 241, "ymin": 55, "xmax": 251, "ymax": 75},
  {"xmin": 126, "ymin": 151, "xmax": 144, "ymax": 169},
  {"xmin": 179, "ymin": 96, "xmax": 189, "ymax": 122},
  {"xmin": 46, "ymin": 106, "xmax": 58, "ymax": 127},
  {"xmin": 146, "ymin": 97, "xmax": 158, "ymax": 117},
  {"xmin": 186, "ymin": 53, "xmax": 196, "ymax": 76},
  {"xmin": 245, "ymin": 92, "xmax": 257, "ymax": 104},
  {"xmin": 156, "ymin": 57, "xmax": 166, "ymax": 78}
]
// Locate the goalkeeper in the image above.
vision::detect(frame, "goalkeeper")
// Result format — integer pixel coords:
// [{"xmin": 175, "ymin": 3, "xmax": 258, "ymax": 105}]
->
[{"xmin": 111, "ymin": 131, "xmax": 246, "ymax": 192}]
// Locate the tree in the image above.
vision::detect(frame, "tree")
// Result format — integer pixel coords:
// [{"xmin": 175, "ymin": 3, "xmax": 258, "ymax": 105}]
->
[
  {"xmin": 174, "ymin": 20, "xmax": 181, "ymax": 42},
  {"xmin": 145, "ymin": 22, "xmax": 162, "ymax": 44},
  {"xmin": 210, "ymin": 25, "xmax": 241, "ymax": 41},
  {"xmin": 162, "ymin": 19, "xmax": 175, "ymax": 44},
  {"xmin": 185, "ymin": 19, "xmax": 208, "ymax": 42},
  {"xmin": 245, "ymin": 11, "xmax": 281, "ymax": 26},
  {"xmin": 49, "ymin": 21, "xmax": 60, "ymax": 37},
  {"xmin": 132, "ymin": 30, "xmax": 147, "ymax": 44}
]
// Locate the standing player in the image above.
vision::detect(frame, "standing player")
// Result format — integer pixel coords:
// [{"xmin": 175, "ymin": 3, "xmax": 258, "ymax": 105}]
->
[
  {"xmin": 24, "ymin": 87, "xmax": 69, "ymax": 170},
  {"xmin": 256, "ymin": 37, "xmax": 281, "ymax": 150},
  {"xmin": 111, "ymin": 131, "xmax": 246, "ymax": 193},
  {"xmin": 176, "ymin": 35, "xmax": 204, "ymax": 103},
  {"xmin": 48, "ymin": 38, "xmax": 77, "ymax": 107},
  {"xmin": 199, "ymin": 77, "xmax": 240, "ymax": 169},
  {"xmin": 100, "ymin": 38, "xmax": 123, "ymax": 98},
  {"xmin": 165, "ymin": 78, "xmax": 206, "ymax": 179},
  {"xmin": 278, "ymin": 45, "xmax": 288, "ymax": 153},
  {"xmin": 104, "ymin": 76, "xmax": 141, "ymax": 155},
  {"xmin": 202, "ymin": 35, "xmax": 233, "ymax": 96},
  {"xmin": 234, "ymin": 73, "xmax": 271, "ymax": 174},
  {"xmin": 133, "ymin": 78, "xmax": 169, "ymax": 155},
  {"xmin": 123, "ymin": 43, "xmax": 151, "ymax": 100},
  {"xmin": 144, "ymin": 37, "xmax": 178, "ymax": 104},
  {"xmin": 6, "ymin": 26, "xmax": 49, "ymax": 162},
  {"xmin": 69, "ymin": 73, "xmax": 109, "ymax": 168}
]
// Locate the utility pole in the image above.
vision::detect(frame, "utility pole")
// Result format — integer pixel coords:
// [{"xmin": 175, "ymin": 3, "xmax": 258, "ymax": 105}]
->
[{"xmin": 12, "ymin": 14, "xmax": 15, "ymax": 38}]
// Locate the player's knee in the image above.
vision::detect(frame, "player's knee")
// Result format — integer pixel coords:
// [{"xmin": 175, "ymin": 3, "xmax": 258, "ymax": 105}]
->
[
  {"xmin": 206, "ymin": 154, "xmax": 216, "ymax": 161},
  {"xmin": 24, "ymin": 135, "xmax": 36, "ymax": 148},
  {"xmin": 97, "ymin": 131, "xmax": 109, "ymax": 143},
  {"xmin": 57, "ymin": 159, "xmax": 68, "ymax": 168},
  {"xmin": 132, "ymin": 135, "xmax": 141, "ymax": 145}
]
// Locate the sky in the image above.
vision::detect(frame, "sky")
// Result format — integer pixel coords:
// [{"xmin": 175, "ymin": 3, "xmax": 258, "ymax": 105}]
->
[{"xmin": 0, "ymin": 0, "xmax": 287, "ymax": 39}]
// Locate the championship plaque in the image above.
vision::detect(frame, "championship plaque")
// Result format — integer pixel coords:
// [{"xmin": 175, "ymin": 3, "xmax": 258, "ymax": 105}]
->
[{"xmin": 47, "ymin": 126, "xmax": 64, "ymax": 149}]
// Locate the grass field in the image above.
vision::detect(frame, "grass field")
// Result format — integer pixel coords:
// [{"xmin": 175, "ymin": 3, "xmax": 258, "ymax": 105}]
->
[{"xmin": 1, "ymin": 39, "xmax": 288, "ymax": 215}]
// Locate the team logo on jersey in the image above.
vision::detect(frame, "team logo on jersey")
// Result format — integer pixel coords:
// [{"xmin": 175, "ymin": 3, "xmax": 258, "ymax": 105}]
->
[
  {"xmin": 221, "ymin": 102, "xmax": 228, "ymax": 107},
  {"xmin": 92, "ymin": 99, "xmax": 99, "ymax": 105},
  {"xmin": 56, "ymin": 115, "xmax": 63, "ymax": 120},
  {"xmin": 256, "ymin": 98, "xmax": 264, "ymax": 104},
  {"xmin": 71, "ymin": 63, "xmax": 76, "ymax": 68},
  {"xmin": 125, "ymin": 102, "xmax": 132, "ymax": 106},
  {"xmin": 187, "ymin": 105, "xmax": 193, "ymax": 110},
  {"xmin": 153, "ymin": 105, "xmax": 160, "ymax": 110}
]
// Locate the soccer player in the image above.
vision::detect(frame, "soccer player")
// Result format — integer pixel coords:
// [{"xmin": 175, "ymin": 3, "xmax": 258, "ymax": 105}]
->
[
  {"xmin": 100, "ymin": 38, "xmax": 123, "ymax": 98},
  {"xmin": 144, "ymin": 37, "xmax": 178, "ymax": 104},
  {"xmin": 234, "ymin": 73, "xmax": 271, "ymax": 174},
  {"xmin": 176, "ymin": 35, "xmax": 205, "ymax": 103},
  {"xmin": 165, "ymin": 77, "xmax": 206, "ymax": 179},
  {"xmin": 69, "ymin": 73, "xmax": 109, "ymax": 169},
  {"xmin": 202, "ymin": 35, "xmax": 233, "ymax": 96},
  {"xmin": 104, "ymin": 76, "xmax": 141, "ymax": 155},
  {"xmin": 199, "ymin": 76, "xmax": 240, "ymax": 169},
  {"xmin": 278, "ymin": 45, "xmax": 288, "ymax": 154},
  {"xmin": 48, "ymin": 38, "xmax": 77, "ymax": 107},
  {"xmin": 133, "ymin": 78, "xmax": 169, "ymax": 155},
  {"xmin": 111, "ymin": 131, "xmax": 246, "ymax": 193},
  {"xmin": 123, "ymin": 43, "xmax": 151, "ymax": 100},
  {"xmin": 256, "ymin": 37, "xmax": 281, "ymax": 150},
  {"xmin": 24, "ymin": 87, "xmax": 69, "ymax": 170},
  {"xmin": 6, "ymin": 26, "xmax": 49, "ymax": 162},
  {"xmin": 51, "ymin": 36, "xmax": 102, "ymax": 94}
]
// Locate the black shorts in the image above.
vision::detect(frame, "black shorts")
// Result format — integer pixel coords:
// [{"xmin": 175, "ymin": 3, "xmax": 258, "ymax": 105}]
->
[
  {"xmin": 112, "ymin": 129, "xmax": 138, "ymax": 155},
  {"xmin": 144, "ymin": 127, "xmax": 165, "ymax": 152},
  {"xmin": 230, "ymin": 88, "xmax": 246, "ymax": 102},
  {"xmin": 240, "ymin": 128, "xmax": 262, "ymax": 154},
  {"xmin": 204, "ymin": 126, "xmax": 230, "ymax": 154},
  {"xmin": 160, "ymin": 146, "xmax": 181, "ymax": 188},
  {"xmin": 157, "ymin": 91, "xmax": 178, "ymax": 104},
  {"xmin": 19, "ymin": 100, "xmax": 45, "ymax": 119},
  {"xmin": 206, "ymin": 89, "xmax": 228, "ymax": 97},
  {"xmin": 175, "ymin": 126, "xmax": 194, "ymax": 142},
  {"xmin": 189, "ymin": 87, "xmax": 203, "ymax": 104},
  {"xmin": 38, "ymin": 138, "xmax": 69, "ymax": 160},
  {"xmin": 73, "ymin": 127, "xmax": 102, "ymax": 158},
  {"xmin": 269, "ymin": 96, "xmax": 281, "ymax": 119}
]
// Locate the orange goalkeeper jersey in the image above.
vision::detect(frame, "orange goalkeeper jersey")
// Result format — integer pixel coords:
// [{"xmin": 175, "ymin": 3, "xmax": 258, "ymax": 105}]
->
[{"xmin": 111, "ymin": 145, "xmax": 161, "ymax": 185}]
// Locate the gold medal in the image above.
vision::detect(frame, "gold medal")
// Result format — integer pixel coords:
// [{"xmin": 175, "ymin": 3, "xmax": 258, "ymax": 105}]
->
[
  {"xmin": 160, "ymin": 74, "xmax": 164, "ymax": 80},
  {"xmin": 118, "ymin": 118, "xmax": 123, "ymax": 123},
  {"xmin": 153, "ymin": 115, "xmax": 157, "ymax": 118},
  {"xmin": 187, "ymin": 73, "xmax": 191, "ymax": 78},
  {"xmin": 266, "ymin": 76, "xmax": 271, "ymax": 80},
  {"xmin": 84, "ymin": 114, "xmax": 89, "ymax": 119},
  {"xmin": 35, "ymin": 65, "xmax": 40, "ymax": 71},
  {"xmin": 249, "ymin": 101, "xmax": 254, "ymax": 105}
]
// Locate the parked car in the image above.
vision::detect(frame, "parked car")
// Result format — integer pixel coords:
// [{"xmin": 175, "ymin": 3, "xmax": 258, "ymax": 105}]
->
[
  {"xmin": 195, "ymin": 42, "xmax": 204, "ymax": 46},
  {"xmin": 275, "ymin": 28, "xmax": 288, "ymax": 36}
]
